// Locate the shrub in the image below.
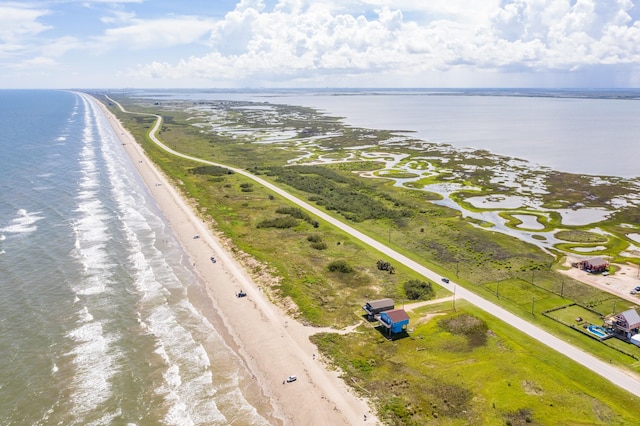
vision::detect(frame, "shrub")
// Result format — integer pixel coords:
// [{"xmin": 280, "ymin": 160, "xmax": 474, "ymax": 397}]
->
[
  {"xmin": 403, "ymin": 279, "xmax": 435, "ymax": 300},
  {"xmin": 189, "ymin": 165, "xmax": 234, "ymax": 176},
  {"xmin": 256, "ymin": 217, "xmax": 299, "ymax": 229},
  {"xmin": 311, "ymin": 242, "xmax": 328, "ymax": 250},
  {"xmin": 327, "ymin": 260, "xmax": 353, "ymax": 273},
  {"xmin": 276, "ymin": 206, "xmax": 315, "ymax": 225},
  {"xmin": 439, "ymin": 314, "xmax": 488, "ymax": 348},
  {"xmin": 307, "ymin": 234, "xmax": 323, "ymax": 243},
  {"xmin": 376, "ymin": 260, "xmax": 395, "ymax": 273}
]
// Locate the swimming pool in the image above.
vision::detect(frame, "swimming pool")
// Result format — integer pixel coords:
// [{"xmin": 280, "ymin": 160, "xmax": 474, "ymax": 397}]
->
[{"xmin": 587, "ymin": 325, "xmax": 609, "ymax": 338}]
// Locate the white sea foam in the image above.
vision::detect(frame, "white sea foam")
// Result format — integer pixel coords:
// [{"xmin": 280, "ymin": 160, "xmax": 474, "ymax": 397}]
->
[
  {"xmin": 0, "ymin": 209, "xmax": 44, "ymax": 234},
  {"xmin": 68, "ymin": 94, "xmax": 266, "ymax": 424},
  {"xmin": 63, "ymin": 97, "xmax": 120, "ymax": 420},
  {"xmin": 66, "ymin": 320, "xmax": 115, "ymax": 416},
  {"xmin": 79, "ymin": 306, "xmax": 94, "ymax": 322}
]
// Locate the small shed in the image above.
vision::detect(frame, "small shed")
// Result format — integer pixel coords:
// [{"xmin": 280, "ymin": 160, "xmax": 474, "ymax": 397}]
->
[
  {"xmin": 578, "ymin": 257, "xmax": 609, "ymax": 273},
  {"xmin": 630, "ymin": 334, "xmax": 640, "ymax": 348},
  {"xmin": 379, "ymin": 309, "xmax": 410, "ymax": 336},
  {"xmin": 363, "ymin": 298, "xmax": 394, "ymax": 321}
]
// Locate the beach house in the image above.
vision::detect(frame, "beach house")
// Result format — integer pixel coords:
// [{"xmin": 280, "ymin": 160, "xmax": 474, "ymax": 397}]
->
[
  {"xmin": 604, "ymin": 308, "xmax": 640, "ymax": 342},
  {"xmin": 362, "ymin": 298, "xmax": 394, "ymax": 321},
  {"xmin": 378, "ymin": 309, "xmax": 410, "ymax": 337},
  {"xmin": 575, "ymin": 257, "xmax": 609, "ymax": 273}
]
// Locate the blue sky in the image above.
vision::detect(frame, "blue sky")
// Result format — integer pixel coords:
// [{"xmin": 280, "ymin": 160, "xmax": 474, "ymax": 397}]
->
[{"xmin": 1, "ymin": 0, "xmax": 640, "ymax": 89}]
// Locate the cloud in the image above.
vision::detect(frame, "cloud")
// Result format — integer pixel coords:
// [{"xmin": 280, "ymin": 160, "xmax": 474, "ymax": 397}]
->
[
  {"xmin": 9, "ymin": 55, "xmax": 57, "ymax": 69},
  {"xmin": 99, "ymin": 10, "xmax": 137, "ymax": 25},
  {"xmin": 488, "ymin": 0, "xmax": 640, "ymax": 70},
  {"xmin": 94, "ymin": 16, "xmax": 216, "ymax": 50},
  {"xmin": 127, "ymin": 0, "xmax": 640, "ymax": 85},
  {"xmin": 0, "ymin": 4, "xmax": 52, "ymax": 44},
  {"xmin": 3, "ymin": 0, "xmax": 639, "ymax": 88}
]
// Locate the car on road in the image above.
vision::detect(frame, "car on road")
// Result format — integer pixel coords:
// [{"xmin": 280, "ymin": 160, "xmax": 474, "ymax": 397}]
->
[
  {"xmin": 286, "ymin": 375, "xmax": 297, "ymax": 383},
  {"xmin": 441, "ymin": 277, "xmax": 450, "ymax": 283}
]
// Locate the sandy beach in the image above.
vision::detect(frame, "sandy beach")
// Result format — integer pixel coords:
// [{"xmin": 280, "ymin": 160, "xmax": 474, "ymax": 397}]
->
[{"xmin": 93, "ymin": 97, "xmax": 378, "ymax": 425}]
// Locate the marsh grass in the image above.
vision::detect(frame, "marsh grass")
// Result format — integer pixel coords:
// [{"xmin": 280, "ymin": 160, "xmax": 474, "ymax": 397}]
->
[{"xmin": 103, "ymin": 94, "xmax": 640, "ymax": 424}]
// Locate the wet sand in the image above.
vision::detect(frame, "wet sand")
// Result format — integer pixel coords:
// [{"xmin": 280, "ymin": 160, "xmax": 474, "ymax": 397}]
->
[{"xmin": 91, "ymin": 95, "xmax": 377, "ymax": 425}]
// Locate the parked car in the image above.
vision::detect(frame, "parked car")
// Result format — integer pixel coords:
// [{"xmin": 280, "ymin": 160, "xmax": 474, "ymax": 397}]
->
[
  {"xmin": 635, "ymin": 286, "xmax": 640, "ymax": 291},
  {"xmin": 631, "ymin": 290, "xmax": 637, "ymax": 295},
  {"xmin": 286, "ymin": 375, "xmax": 297, "ymax": 383}
]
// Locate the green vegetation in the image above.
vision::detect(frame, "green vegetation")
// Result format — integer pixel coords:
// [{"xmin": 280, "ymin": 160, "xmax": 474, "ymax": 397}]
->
[
  {"xmin": 403, "ymin": 279, "xmax": 435, "ymax": 300},
  {"xmin": 312, "ymin": 304, "xmax": 640, "ymax": 425},
  {"xmin": 327, "ymin": 260, "xmax": 354, "ymax": 273},
  {"xmin": 100, "ymin": 93, "xmax": 640, "ymax": 425},
  {"xmin": 555, "ymin": 230, "xmax": 609, "ymax": 243}
]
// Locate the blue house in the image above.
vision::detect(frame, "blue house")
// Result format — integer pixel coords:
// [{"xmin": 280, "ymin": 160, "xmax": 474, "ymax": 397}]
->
[{"xmin": 379, "ymin": 309, "xmax": 410, "ymax": 336}]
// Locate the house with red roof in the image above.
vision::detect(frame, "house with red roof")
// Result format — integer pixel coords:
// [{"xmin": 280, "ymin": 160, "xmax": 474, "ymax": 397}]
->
[
  {"xmin": 604, "ymin": 308, "xmax": 640, "ymax": 341},
  {"xmin": 378, "ymin": 309, "xmax": 410, "ymax": 337}
]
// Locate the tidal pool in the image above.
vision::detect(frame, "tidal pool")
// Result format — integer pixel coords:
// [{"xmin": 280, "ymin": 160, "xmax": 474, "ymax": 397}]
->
[
  {"xmin": 466, "ymin": 195, "xmax": 528, "ymax": 209},
  {"xmin": 512, "ymin": 214, "xmax": 545, "ymax": 230},
  {"xmin": 555, "ymin": 208, "xmax": 611, "ymax": 226},
  {"xmin": 573, "ymin": 246, "xmax": 608, "ymax": 252}
]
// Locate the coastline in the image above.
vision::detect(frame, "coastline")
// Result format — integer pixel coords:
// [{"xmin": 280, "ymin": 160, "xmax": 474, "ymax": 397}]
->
[{"xmin": 91, "ymin": 96, "xmax": 377, "ymax": 424}]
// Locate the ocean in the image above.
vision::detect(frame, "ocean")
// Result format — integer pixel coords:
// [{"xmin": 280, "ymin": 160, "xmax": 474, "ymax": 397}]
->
[{"xmin": 0, "ymin": 90, "xmax": 268, "ymax": 425}]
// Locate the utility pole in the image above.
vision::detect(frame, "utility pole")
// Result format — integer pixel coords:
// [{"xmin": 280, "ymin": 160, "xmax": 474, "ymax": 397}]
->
[
  {"xmin": 531, "ymin": 295, "xmax": 535, "ymax": 316},
  {"xmin": 453, "ymin": 285, "xmax": 456, "ymax": 312},
  {"xmin": 456, "ymin": 260, "xmax": 459, "ymax": 278}
]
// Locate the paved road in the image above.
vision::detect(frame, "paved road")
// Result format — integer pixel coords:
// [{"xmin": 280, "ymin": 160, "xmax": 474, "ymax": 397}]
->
[{"xmin": 106, "ymin": 95, "xmax": 640, "ymax": 398}]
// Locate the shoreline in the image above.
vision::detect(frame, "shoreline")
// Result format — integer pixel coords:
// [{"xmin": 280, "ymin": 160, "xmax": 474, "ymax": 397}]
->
[{"xmin": 91, "ymin": 95, "xmax": 377, "ymax": 424}]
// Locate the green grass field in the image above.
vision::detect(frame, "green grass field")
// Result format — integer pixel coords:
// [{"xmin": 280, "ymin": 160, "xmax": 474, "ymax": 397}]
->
[{"xmin": 100, "ymin": 93, "xmax": 640, "ymax": 424}]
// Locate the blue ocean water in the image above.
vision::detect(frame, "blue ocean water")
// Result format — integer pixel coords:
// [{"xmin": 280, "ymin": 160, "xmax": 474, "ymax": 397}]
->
[{"xmin": 0, "ymin": 90, "xmax": 268, "ymax": 425}]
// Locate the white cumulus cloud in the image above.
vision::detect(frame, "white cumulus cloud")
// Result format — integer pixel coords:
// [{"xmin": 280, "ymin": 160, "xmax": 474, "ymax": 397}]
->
[{"xmin": 128, "ymin": 0, "xmax": 640, "ymax": 86}]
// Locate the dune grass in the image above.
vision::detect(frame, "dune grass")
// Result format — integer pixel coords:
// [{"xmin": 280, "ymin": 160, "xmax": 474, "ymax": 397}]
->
[{"xmin": 101, "ymin": 93, "xmax": 640, "ymax": 424}]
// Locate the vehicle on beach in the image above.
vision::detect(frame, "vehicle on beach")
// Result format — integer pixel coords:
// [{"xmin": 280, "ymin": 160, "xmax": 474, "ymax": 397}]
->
[
  {"xmin": 210, "ymin": 256, "xmax": 216, "ymax": 263},
  {"xmin": 237, "ymin": 290, "xmax": 247, "ymax": 298},
  {"xmin": 286, "ymin": 375, "xmax": 297, "ymax": 383},
  {"xmin": 193, "ymin": 235, "xmax": 199, "ymax": 239}
]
